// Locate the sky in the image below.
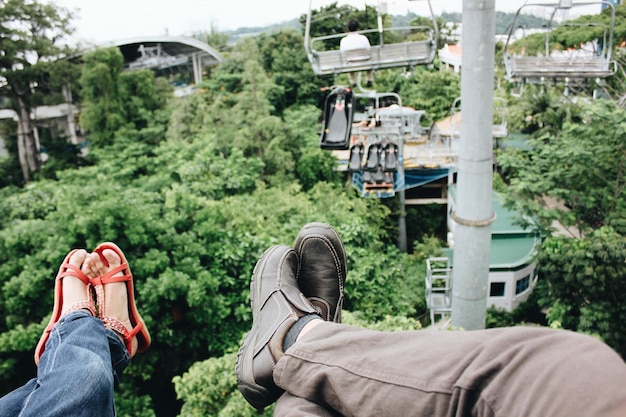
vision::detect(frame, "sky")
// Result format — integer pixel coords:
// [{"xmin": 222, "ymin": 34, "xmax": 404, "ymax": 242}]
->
[{"xmin": 52, "ymin": 0, "xmax": 601, "ymax": 46}]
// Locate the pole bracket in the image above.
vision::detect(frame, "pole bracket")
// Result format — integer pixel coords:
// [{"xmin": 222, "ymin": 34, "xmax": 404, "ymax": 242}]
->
[{"xmin": 450, "ymin": 210, "xmax": 497, "ymax": 227}]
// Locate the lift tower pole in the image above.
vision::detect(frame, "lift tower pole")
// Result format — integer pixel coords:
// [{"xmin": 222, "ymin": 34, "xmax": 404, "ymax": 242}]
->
[{"xmin": 451, "ymin": 0, "xmax": 496, "ymax": 330}]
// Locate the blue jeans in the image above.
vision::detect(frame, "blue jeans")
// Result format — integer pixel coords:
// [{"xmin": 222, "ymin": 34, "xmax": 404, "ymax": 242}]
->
[{"xmin": 0, "ymin": 311, "xmax": 129, "ymax": 417}]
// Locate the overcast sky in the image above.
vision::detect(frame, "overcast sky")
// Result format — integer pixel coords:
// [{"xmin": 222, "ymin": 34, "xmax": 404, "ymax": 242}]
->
[{"xmin": 52, "ymin": 0, "xmax": 600, "ymax": 45}]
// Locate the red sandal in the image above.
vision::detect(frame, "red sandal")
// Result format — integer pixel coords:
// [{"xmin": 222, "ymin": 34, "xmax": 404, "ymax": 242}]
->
[
  {"xmin": 92, "ymin": 242, "xmax": 151, "ymax": 356},
  {"xmin": 34, "ymin": 249, "xmax": 96, "ymax": 365}
]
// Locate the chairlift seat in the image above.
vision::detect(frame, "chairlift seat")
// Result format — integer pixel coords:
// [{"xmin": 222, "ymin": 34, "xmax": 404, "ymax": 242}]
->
[
  {"xmin": 378, "ymin": 106, "xmax": 426, "ymax": 139},
  {"xmin": 503, "ymin": 1, "xmax": 617, "ymax": 84},
  {"xmin": 311, "ymin": 40, "xmax": 434, "ymax": 76},
  {"xmin": 504, "ymin": 55, "xmax": 616, "ymax": 80},
  {"xmin": 320, "ymin": 87, "xmax": 355, "ymax": 150},
  {"xmin": 344, "ymin": 48, "xmax": 372, "ymax": 63}
]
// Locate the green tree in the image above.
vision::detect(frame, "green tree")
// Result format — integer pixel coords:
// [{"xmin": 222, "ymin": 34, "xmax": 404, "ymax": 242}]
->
[
  {"xmin": 540, "ymin": 227, "xmax": 626, "ymax": 357},
  {"xmin": 0, "ymin": 120, "xmax": 23, "ymax": 187},
  {"xmin": 80, "ymin": 47, "xmax": 171, "ymax": 151},
  {"xmin": 498, "ymin": 99, "xmax": 625, "ymax": 357},
  {"xmin": 0, "ymin": 0, "xmax": 76, "ymax": 182},
  {"xmin": 387, "ymin": 69, "xmax": 460, "ymax": 124},
  {"xmin": 173, "ymin": 311, "xmax": 422, "ymax": 416},
  {"xmin": 79, "ymin": 47, "xmax": 127, "ymax": 147},
  {"xmin": 499, "ymin": 99, "xmax": 625, "ymax": 236},
  {"xmin": 509, "ymin": 85, "xmax": 582, "ymax": 135},
  {"xmin": 257, "ymin": 28, "xmax": 323, "ymax": 111}
]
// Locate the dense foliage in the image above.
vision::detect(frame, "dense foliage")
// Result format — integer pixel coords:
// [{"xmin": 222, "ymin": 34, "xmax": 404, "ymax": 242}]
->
[
  {"xmin": 0, "ymin": 0, "xmax": 77, "ymax": 182},
  {"xmin": 498, "ymin": 91, "xmax": 626, "ymax": 357},
  {"xmin": 0, "ymin": 32, "xmax": 430, "ymax": 416},
  {"xmin": 504, "ymin": 4, "xmax": 626, "ymax": 101},
  {"xmin": 0, "ymin": 2, "xmax": 625, "ymax": 416},
  {"xmin": 500, "ymin": 96, "xmax": 625, "ymax": 236}
]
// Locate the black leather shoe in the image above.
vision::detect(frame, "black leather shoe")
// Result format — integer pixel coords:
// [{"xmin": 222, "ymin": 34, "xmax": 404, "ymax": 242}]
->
[
  {"xmin": 236, "ymin": 245, "xmax": 317, "ymax": 410},
  {"xmin": 293, "ymin": 222, "xmax": 347, "ymax": 323}
]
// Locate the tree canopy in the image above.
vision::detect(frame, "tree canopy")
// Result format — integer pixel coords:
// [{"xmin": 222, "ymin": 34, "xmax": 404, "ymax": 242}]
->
[
  {"xmin": 0, "ymin": 2, "xmax": 625, "ymax": 417},
  {"xmin": 0, "ymin": 19, "xmax": 431, "ymax": 416},
  {"xmin": 0, "ymin": 0, "xmax": 76, "ymax": 182}
]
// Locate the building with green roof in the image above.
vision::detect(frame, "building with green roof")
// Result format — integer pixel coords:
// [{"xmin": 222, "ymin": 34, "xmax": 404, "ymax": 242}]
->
[{"xmin": 427, "ymin": 185, "xmax": 541, "ymax": 319}]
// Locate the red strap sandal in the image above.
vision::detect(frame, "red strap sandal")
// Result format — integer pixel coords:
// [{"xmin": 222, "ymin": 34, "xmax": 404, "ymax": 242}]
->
[
  {"xmin": 92, "ymin": 242, "xmax": 151, "ymax": 356},
  {"xmin": 34, "ymin": 249, "xmax": 96, "ymax": 365}
]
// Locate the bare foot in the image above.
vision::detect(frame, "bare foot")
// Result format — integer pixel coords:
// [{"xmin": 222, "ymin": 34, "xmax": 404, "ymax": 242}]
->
[
  {"xmin": 61, "ymin": 249, "xmax": 93, "ymax": 315},
  {"xmin": 82, "ymin": 249, "xmax": 138, "ymax": 355}
]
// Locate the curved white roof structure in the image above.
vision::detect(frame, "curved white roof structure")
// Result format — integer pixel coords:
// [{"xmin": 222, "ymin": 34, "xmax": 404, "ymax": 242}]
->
[{"xmin": 105, "ymin": 36, "xmax": 224, "ymax": 83}]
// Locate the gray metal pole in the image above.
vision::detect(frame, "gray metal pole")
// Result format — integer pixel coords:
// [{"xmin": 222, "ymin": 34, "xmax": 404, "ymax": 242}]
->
[
  {"xmin": 451, "ymin": 0, "xmax": 496, "ymax": 330},
  {"xmin": 397, "ymin": 94, "xmax": 407, "ymax": 252},
  {"xmin": 398, "ymin": 190, "xmax": 407, "ymax": 252}
]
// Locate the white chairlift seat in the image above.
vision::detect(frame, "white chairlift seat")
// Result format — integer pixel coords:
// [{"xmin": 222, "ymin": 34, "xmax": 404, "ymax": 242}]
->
[
  {"xmin": 305, "ymin": 1, "xmax": 438, "ymax": 76},
  {"xmin": 310, "ymin": 37, "xmax": 436, "ymax": 76},
  {"xmin": 503, "ymin": 1, "xmax": 616, "ymax": 83},
  {"xmin": 504, "ymin": 55, "xmax": 616, "ymax": 81},
  {"xmin": 377, "ymin": 104, "xmax": 426, "ymax": 140}
]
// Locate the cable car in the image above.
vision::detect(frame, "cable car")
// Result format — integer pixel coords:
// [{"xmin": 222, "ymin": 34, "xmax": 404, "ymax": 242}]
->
[
  {"xmin": 310, "ymin": 1, "xmax": 442, "ymax": 197},
  {"xmin": 503, "ymin": 0, "xmax": 617, "ymax": 84},
  {"xmin": 304, "ymin": 0, "xmax": 438, "ymax": 79}
]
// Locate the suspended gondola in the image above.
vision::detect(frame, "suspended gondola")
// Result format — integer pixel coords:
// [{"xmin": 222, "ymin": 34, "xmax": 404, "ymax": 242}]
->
[
  {"xmin": 309, "ymin": 0, "xmax": 443, "ymax": 198},
  {"xmin": 503, "ymin": 0, "xmax": 617, "ymax": 84},
  {"xmin": 348, "ymin": 92, "xmax": 407, "ymax": 198},
  {"xmin": 304, "ymin": 0, "xmax": 438, "ymax": 78},
  {"xmin": 320, "ymin": 86, "xmax": 355, "ymax": 150}
]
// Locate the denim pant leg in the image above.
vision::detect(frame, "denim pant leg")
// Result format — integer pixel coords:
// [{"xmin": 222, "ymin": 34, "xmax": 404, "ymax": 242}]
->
[
  {"xmin": 0, "ymin": 311, "xmax": 129, "ymax": 417},
  {"xmin": 274, "ymin": 323, "xmax": 626, "ymax": 417}
]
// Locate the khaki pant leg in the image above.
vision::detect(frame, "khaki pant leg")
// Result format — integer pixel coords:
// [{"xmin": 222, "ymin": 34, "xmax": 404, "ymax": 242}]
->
[
  {"xmin": 274, "ymin": 323, "xmax": 626, "ymax": 417},
  {"xmin": 275, "ymin": 392, "xmax": 341, "ymax": 417}
]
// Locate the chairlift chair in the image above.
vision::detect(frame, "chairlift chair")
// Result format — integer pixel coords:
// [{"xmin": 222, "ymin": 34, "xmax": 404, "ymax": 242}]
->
[
  {"xmin": 347, "ymin": 92, "xmax": 407, "ymax": 197},
  {"xmin": 304, "ymin": 0, "xmax": 439, "ymax": 77},
  {"xmin": 320, "ymin": 86, "xmax": 355, "ymax": 150},
  {"xmin": 503, "ymin": 0, "xmax": 617, "ymax": 84}
]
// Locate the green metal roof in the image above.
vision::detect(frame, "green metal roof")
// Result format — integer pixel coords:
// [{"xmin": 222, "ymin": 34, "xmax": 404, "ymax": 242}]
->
[{"xmin": 498, "ymin": 133, "xmax": 532, "ymax": 151}]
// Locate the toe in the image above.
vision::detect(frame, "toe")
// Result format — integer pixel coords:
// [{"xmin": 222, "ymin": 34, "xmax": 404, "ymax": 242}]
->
[
  {"xmin": 100, "ymin": 249, "xmax": 122, "ymax": 271},
  {"xmin": 68, "ymin": 249, "xmax": 88, "ymax": 273},
  {"xmin": 82, "ymin": 252, "xmax": 105, "ymax": 278}
]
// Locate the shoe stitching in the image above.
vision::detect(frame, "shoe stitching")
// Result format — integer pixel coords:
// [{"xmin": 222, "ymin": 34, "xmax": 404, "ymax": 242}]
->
[
  {"xmin": 255, "ymin": 247, "xmax": 297, "ymax": 356},
  {"xmin": 295, "ymin": 225, "xmax": 346, "ymax": 323},
  {"xmin": 297, "ymin": 234, "xmax": 344, "ymax": 286},
  {"xmin": 307, "ymin": 296, "xmax": 331, "ymax": 320}
]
